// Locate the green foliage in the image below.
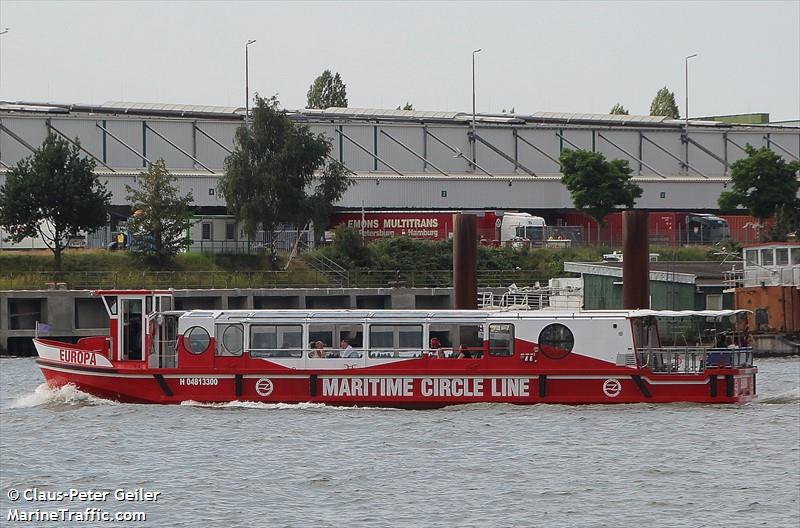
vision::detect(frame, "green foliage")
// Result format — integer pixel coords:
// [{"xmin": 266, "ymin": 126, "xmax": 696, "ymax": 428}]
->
[
  {"xmin": 0, "ymin": 249, "xmax": 280, "ymax": 273},
  {"xmin": 0, "ymin": 134, "xmax": 111, "ymax": 270},
  {"xmin": 397, "ymin": 102, "xmax": 414, "ymax": 111},
  {"xmin": 610, "ymin": 103, "xmax": 629, "ymax": 115},
  {"xmin": 125, "ymin": 159, "xmax": 194, "ymax": 266},
  {"xmin": 306, "ymin": 70, "xmax": 348, "ymax": 109},
  {"xmin": 219, "ymin": 95, "xmax": 352, "ymax": 265},
  {"xmin": 718, "ymin": 146, "xmax": 800, "ymax": 239},
  {"xmin": 649, "ymin": 86, "xmax": 680, "ymax": 118},
  {"xmin": 559, "ymin": 149, "xmax": 643, "ymax": 225}
]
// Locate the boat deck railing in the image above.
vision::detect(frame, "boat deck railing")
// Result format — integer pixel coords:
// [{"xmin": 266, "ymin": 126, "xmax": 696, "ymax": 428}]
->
[{"xmin": 634, "ymin": 347, "xmax": 754, "ymax": 374}]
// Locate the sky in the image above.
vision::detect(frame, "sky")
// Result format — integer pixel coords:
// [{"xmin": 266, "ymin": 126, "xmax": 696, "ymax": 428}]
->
[{"xmin": 0, "ymin": 1, "xmax": 798, "ymax": 120}]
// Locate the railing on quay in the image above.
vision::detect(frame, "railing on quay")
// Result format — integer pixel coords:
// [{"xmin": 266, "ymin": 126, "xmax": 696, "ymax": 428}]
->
[{"xmin": 0, "ymin": 269, "xmax": 551, "ymax": 291}]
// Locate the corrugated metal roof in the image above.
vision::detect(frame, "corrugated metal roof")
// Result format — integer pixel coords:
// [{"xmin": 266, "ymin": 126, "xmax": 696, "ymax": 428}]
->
[
  {"xmin": 525, "ymin": 111, "xmax": 669, "ymax": 124},
  {"xmin": 102, "ymin": 101, "xmax": 243, "ymax": 115},
  {"xmin": 302, "ymin": 107, "xmax": 469, "ymax": 120}
]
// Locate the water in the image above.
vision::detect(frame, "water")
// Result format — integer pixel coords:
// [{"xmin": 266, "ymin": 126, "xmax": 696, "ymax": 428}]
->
[{"xmin": 1, "ymin": 357, "xmax": 798, "ymax": 528}]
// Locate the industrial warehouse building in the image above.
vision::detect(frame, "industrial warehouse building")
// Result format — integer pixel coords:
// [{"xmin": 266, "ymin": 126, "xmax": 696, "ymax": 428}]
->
[{"xmin": 1, "ymin": 100, "xmax": 798, "ymax": 250}]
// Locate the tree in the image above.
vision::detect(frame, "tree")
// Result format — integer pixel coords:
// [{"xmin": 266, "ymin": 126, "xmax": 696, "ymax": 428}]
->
[
  {"xmin": 306, "ymin": 70, "xmax": 348, "ymax": 109},
  {"xmin": 0, "ymin": 134, "xmax": 111, "ymax": 270},
  {"xmin": 397, "ymin": 102, "xmax": 414, "ymax": 111},
  {"xmin": 610, "ymin": 103, "xmax": 629, "ymax": 115},
  {"xmin": 125, "ymin": 159, "xmax": 194, "ymax": 265},
  {"xmin": 559, "ymin": 149, "xmax": 643, "ymax": 230},
  {"xmin": 219, "ymin": 96, "xmax": 351, "ymax": 267},
  {"xmin": 649, "ymin": 86, "xmax": 680, "ymax": 118},
  {"xmin": 718, "ymin": 145, "xmax": 800, "ymax": 240}
]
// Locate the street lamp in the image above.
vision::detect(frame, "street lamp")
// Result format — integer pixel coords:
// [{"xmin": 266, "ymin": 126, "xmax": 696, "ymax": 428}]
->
[
  {"xmin": 684, "ymin": 53, "xmax": 698, "ymax": 175},
  {"xmin": 471, "ymin": 48, "xmax": 482, "ymax": 167},
  {"xmin": 245, "ymin": 39, "xmax": 256, "ymax": 125},
  {"xmin": 684, "ymin": 53, "xmax": 698, "ymax": 130}
]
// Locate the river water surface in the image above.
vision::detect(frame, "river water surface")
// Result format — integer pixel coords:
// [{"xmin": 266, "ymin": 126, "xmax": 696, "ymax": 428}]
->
[{"xmin": 1, "ymin": 357, "xmax": 798, "ymax": 527}]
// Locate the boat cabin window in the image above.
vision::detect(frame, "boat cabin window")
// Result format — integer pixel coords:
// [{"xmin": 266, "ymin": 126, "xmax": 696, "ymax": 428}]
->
[
  {"xmin": 744, "ymin": 249, "xmax": 758, "ymax": 266},
  {"xmin": 102, "ymin": 296, "xmax": 118, "ymax": 316},
  {"xmin": 489, "ymin": 324, "xmax": 514, "ymax": 357},
  {"xmin": 216, "ymin": 324, "xmax": 244, "ymax": 356},
  {"xmin": 145, "ymin": 296, "xmax": 153, "ymax": 315},
  {"xmin": 249, "ymin": 324, "xmax": 303, "ymax": 358},
  {"xmin": 309, "ymin": 323, "xmax": 364, "ymax": 357},
  {"xmin": 185, "ymin": 326, "xmax": 210, "ymax": 355},
  {"xmin": 776, "ymin": 248, "xmax": 789, "ymax": 266},
  {"xmin": 159, "ymin": 296, "xmax": 172, "ymax": 311},
  {"xmin": 761, "ymin": 248, "xmax": 774, "ymax": 266},
  {"xmin": 538, "ymin": 323, "xmax": 574, "ymax": 359},
  {"xmin": 368, "ymin": 324, "xmax": 423, "ymax": 358},
  {"xmin": 122, "ymin": 298, "xmax": 143, "ymax": 360},
  {"xmin": 429, "ymin": 324, "xmax": 483, "ymax": 358}
]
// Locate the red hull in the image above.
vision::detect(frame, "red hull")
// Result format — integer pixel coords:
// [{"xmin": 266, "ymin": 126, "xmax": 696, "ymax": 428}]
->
[{"xmin": 37, "ymin": 359, "xmax": 757, "ymax": 406}]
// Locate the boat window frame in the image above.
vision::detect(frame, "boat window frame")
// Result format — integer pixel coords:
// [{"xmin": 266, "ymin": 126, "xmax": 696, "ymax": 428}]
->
[
  {"xmin": 538, "ymin": 323, "xmax": 575, "ymax": 359},
  {"xmin": 367, "ymin": 323, "xmax": 424, "ymax": 358},
  {"xmin": 248, "ymin": 323, "xmax": 304, "ymax": 358},
  {"xmin": 216, "ymin": 323, "xmax": 244, "ymax": 356},
  {"xmin": 184, "ymin": 326, "xmax": 211, "ymax": 355},
  {"xmin": 488, "ymin": 323, "xmax": 514, "ymax": 357}
]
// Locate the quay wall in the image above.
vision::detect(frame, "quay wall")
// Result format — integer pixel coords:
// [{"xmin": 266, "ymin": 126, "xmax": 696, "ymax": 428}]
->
[{"xmin": 0, "ymin": 287, "xmax": 463, "ymax": 356}]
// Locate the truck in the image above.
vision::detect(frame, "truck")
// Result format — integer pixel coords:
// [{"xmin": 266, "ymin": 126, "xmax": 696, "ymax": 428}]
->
[{"xmin": 328, "ymin": 210, "xmax": 547, "ymax": 244}]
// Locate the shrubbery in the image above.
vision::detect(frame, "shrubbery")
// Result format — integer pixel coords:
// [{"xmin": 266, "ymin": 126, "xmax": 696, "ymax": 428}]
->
[{"xmin": 313, "ymin": 227, "xmax": 728, "ymax": 275}]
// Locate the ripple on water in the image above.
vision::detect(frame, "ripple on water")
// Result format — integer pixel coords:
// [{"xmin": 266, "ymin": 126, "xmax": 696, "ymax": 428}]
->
[{"xmin": 1, "ymin": 357, "xmax": 798, "ymax": 528}]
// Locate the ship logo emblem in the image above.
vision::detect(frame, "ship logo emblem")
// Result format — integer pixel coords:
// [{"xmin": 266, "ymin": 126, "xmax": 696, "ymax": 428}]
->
[
  {"xmin": 603, "ymin": 378, "xmax": 622, "ymax": 398},
  {"xmin": 255, "ymin": 378, "xmax": 274, "ymax": 397}
]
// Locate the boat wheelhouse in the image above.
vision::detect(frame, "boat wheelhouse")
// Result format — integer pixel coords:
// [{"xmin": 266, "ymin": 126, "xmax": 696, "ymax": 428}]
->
[{"xmin": 33, "ymin": 290, "xmax": 757, "ymax": 406}]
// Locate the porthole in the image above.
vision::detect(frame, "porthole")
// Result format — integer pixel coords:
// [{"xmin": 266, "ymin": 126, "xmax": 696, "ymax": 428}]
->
[
  {"xmin": 538, "ymin": 323, "xmax": 574, "ymax": 359},
  {"xmin": 221, "ymin": 325, "xmax": 244, "ymax": 356},
  {"xmin": 185, "ymin": 326, "xmax": 210, "ymax": 355}
]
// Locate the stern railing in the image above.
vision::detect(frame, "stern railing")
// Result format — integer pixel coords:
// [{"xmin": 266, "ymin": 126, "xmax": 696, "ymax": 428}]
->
[{"xmin": 635, "ymin": 347, "xmax": 754, "ymax": 374}]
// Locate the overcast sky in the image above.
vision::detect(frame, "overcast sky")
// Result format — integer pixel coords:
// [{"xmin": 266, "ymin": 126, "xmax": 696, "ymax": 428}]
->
[{"xmin": 1, "ymin": 1, "xmax": 798, "ymax": 120}]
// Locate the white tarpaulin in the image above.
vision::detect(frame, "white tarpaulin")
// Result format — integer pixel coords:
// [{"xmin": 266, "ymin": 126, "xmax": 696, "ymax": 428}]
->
[{"xmin": 629, "ymin": 309, "xmax": 752, "ymax": 318}]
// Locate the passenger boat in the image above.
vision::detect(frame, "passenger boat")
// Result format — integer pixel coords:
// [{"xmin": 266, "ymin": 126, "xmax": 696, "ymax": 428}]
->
[{"xmin": 33, "ymin": 290, "xmax": 757, "ymax": 406}]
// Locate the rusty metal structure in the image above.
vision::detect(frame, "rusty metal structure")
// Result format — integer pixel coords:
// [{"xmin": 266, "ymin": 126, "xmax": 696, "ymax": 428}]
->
[
  {"xmin": 622, "ymin": 210, "xmax": 650, "ymax": 309},
  {"xmin": 452, "ymin": 213, "xmax": 477, "ymax": 309}
]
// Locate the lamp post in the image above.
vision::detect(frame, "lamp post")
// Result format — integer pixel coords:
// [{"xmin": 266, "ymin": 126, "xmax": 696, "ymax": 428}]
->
[
  {"xmin": 684, "ymin": 53, "xmax": 697, "ymax": 174},
  {"xmin": 245, "ymin": 39, "xmax": 256, "ymax": 125},
  {"xmin": 471, "ymin": 48, "xmax": 482, "ymax": 168}
]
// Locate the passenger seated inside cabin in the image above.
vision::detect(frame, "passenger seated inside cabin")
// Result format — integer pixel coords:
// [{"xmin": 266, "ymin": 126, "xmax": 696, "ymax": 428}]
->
[
  {"xmin": 340, "ymin": 338, "xmax": 361, "ymax": 358},
  {"xmin": 430, "ymin": 337, "xmax": 445, "ymax": 358},
  {"xmin": 455, "ymin": 345, "xmax": 469, "ymax": 359},
  {"xmin": 310, "ymin": 341, "xmax": 326, "ymax": 358}
]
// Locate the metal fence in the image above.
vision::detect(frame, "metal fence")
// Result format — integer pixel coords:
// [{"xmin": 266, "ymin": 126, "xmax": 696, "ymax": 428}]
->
[{"xmin": 0, "ymin": 269, "xmax": 550, "ymax": 291}]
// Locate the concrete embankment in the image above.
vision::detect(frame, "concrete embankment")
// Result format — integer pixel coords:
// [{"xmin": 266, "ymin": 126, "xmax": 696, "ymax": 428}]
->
[{"xmin": 1, "ymin": 287, "xmax": 471, "ymax": 355}]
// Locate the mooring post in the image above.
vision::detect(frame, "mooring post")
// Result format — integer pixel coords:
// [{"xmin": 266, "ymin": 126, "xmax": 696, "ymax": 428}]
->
[
  {"xmin": 452, "ymin": 213, "xmax": 478, "ymax": 309},
  {"xmin": 622, "ymin": 210, "xmax": 650, "ymax": 309}
]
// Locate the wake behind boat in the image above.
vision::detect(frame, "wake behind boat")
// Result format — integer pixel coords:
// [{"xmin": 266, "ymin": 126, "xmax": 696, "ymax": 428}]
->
[{"xmin": 34, "ymin": 290, "xmax": 756, "ymax": 406}]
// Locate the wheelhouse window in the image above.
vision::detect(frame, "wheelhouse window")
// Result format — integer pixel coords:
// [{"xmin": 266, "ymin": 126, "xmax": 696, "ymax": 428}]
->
[
  {"xmin": 489, "ymin": 324, "xmax": 514, "ymax": 356},
  {"xmin": 761, "ymin": 248, "xmax": 774, "ymax": 266},
  {"xmin": 744, "ymin": 249, "xmax": 757, "ymax": 266},
  {"xmin": 428, "ymin": 324, "xmax": 484, "ymax": 358},
  {"xmin": 538, "ymin": 323, "xmax": 574, "ymax": 359},
  {"xmin": 368, "ymin": 324, "xmax": 423, "ymax": 358},
  {"xmin": 249, "ymin": 324, "xmax": 303, "ymax": 358},
  {"xmin": 792, "ymin": 248, "xmax": 800, "ymax": 266},
  {"xmin": 308, "ymin": 323, "xmax": 363, "ymax": 358},
  {"xmin": 103, "ymin": 295, "xmax": 118, "ymax": 316},
  {"xmin": 184, "ymin": 326, "xmax": 210, "ymax": 355},
  {"xmin": 216, "ymin": 324, "xmax": 244, "ymax": 356}
]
